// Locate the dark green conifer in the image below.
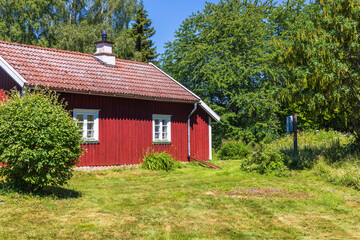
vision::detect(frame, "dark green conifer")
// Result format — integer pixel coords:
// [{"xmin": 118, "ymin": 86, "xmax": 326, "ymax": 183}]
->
[{"xmin": 131, "ymin": 2, "xmax": 158, "ymax": 63}]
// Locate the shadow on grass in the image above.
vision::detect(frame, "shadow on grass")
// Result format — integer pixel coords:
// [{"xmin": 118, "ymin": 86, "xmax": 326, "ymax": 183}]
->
[
  {"xmin": 281, "ymin": 139, "xmax": 359, "ymax": 170},
  {"xmin": 0, "ymin": 181, "xmax": 82, "ymax": 199}
]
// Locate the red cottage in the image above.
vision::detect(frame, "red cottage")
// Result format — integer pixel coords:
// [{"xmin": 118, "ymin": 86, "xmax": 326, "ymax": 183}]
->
[{"xmin": 0, "ymin": 35, "xmax": 220, "ymax": 166}]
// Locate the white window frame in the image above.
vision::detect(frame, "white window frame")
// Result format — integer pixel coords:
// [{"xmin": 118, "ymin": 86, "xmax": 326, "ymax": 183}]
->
[
  {"xmin": 73, "ymin": 109, "xmax": 100, "ymax": 143},
  {"xmin": 152, "ymin": 114, "xmax": 171, "ymax": 143}
]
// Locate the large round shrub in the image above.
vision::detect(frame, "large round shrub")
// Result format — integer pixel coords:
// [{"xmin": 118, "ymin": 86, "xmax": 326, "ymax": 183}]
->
[
  {"xmin": 0, "ymin": 89, "xmax": 84, "ymax": 191},
  {"xmin": 218, "ymin": 140, "xmax": 252, "ymax": 160}
]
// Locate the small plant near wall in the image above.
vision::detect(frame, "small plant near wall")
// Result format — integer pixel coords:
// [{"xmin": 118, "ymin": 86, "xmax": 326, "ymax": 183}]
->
[
  {"xmin": 141, "ymin": 151, "xmax": 176, "ymax": 171},
  {"xmin": 0, "ymin": 89, "xmax": 84, "ymax": 192}
]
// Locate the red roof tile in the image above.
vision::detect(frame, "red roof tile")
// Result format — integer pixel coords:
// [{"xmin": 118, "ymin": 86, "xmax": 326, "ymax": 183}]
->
[{"xmin": 0, "ymin": 41, "xmax": 198, "ymax": 102}]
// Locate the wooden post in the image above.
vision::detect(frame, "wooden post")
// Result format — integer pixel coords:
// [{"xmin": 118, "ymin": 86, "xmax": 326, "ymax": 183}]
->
[{"xmin": 293, "ymin": 113, "xmax": 298, "ymax": 153}]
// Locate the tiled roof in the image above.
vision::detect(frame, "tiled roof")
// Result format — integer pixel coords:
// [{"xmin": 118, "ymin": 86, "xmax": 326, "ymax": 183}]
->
[{"xmin": 0, "ymin": 41, "xmax": 198, "ymax": 102}]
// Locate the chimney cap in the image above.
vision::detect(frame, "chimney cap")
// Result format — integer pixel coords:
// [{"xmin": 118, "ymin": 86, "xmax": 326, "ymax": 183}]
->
[
  {"xmin": 102, "ymin": 30, "xmax": 107, "ymax": 41},
  {"xmin": 94, "ymin": 30, "xmax": 114, "ymax": 45}
]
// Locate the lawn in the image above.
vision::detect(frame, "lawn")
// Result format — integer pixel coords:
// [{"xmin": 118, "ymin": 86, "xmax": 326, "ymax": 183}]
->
[{"xmin": 0, "ymin": 160, "xmax": 360, "ymax": 239}]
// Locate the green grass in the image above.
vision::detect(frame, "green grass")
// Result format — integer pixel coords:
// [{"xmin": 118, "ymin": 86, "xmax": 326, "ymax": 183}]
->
[{"xmin": 1, "ymin": 161, "xmax": 360, "ymax": 239}]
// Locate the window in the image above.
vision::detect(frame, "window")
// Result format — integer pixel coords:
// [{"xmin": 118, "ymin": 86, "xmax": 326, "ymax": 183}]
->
[
  {"xmin": 73, "ymin": 109, "xmax": 99, "ymax": 142},
  {"xmin": 152, "ymin": 114, "xmax": 171, "ymax": 143}
]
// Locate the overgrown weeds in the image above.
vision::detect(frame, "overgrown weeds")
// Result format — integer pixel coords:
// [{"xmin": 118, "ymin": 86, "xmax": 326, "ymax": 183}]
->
[
  {"xmin": 270, "ymin": 130, "xmax": 360, "ymax": 188},
  {"xmin": 313, "ymin": 158, "xmax": 360, "ymax": 190}
]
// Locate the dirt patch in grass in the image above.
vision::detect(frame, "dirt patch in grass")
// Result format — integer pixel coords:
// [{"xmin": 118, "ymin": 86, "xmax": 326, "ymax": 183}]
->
[
  {"xmin": 345, "ymin": 202, "xmax": 360, "ymax": 208},
  {"xmin": 208, "ymin": 188, "xmax": 313, "ymax": 199}
]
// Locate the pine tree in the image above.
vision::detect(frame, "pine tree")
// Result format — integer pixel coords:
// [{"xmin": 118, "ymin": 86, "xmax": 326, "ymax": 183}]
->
[{"xmin": 131, "ymin": 2, "xmax": 158, "ymax": 63}]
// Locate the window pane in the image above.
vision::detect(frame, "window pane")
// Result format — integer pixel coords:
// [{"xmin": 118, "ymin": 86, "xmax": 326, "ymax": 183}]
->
[
  {"xmin": 87, "ymin": 122, "xmax": 94, "ymax": 138},
  {"xmin": 87, "ymin": 130, "xmax": 94, "ymax": 138},
  {"xmin": 162, "ymin": 126, "xmax": 167, "ymax": 133},
  {"xmin": 87, "ymin": 114, "xmax": 94, "ymax": 122},
  {"xmin": 76, "ymin": 114, "xmax": 84, "ymax": 136},
  {"xmin": 155, "ymin": 133, "xmax": 160, "ymax": 139},
  {"xmin": 162, "ymin": 132, "xmax": 167, "ymax": 140},
  {"xmin": 77, "ymin": 114, "xmax": 84, "ymax": 122},
  {"xmin": 155, "ymin": 119, "xmax": 160, "ymax": 126},
  {"xmin": 162, "ymin": 119, "xmax": 167, "ymax": 126},
  {"xmin": 155, "ymin": 126, "xmax": 160, "ymax": 133}
]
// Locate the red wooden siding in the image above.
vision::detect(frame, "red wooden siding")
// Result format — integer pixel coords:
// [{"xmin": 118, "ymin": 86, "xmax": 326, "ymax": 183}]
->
[
  {"xmin": 0, "ymin": 67, "xmax": 21, "ymax": 101},
  {"xmin": 190, "ymin": 107, "xmax": 210, "ymax": 160},
  {"xmin": 60, "ymin": 92, "xmax": 211, "ymax": 166}
]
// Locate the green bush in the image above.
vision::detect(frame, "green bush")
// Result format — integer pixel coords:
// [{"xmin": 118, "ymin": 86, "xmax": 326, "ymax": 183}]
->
[
  {"xmin": 240, "ymin": 143, "xmax": 290, "ymax": 177},
  {"xmin": 0, "ymin": 89, "xmax": 84, "ymax": 191},
  {"xmin": 141, "ymin": 151, "xmax": 176, "ymax": 171},
  {"xmin": 218, "ymin": 140, "xmax": 252, "ymax": 160}
]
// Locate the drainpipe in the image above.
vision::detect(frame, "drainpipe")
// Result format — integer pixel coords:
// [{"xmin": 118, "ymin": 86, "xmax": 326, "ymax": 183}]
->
[{"xmin": 188, "ymin": 102, "xmax": 198, "ymax": 160}]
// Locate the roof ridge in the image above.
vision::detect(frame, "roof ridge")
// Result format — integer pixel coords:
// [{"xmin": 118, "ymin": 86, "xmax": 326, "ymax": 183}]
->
[
  {"xmin": 0, "ymin": 40, "xmax": 94, "ymax": 57},
  {"xmin": 115, "ymin": 58, "xmax": 151, "ymax": 66},
  {"xmin": 0, "ymin": 40, "xmax": 154, "ymax": 66}
]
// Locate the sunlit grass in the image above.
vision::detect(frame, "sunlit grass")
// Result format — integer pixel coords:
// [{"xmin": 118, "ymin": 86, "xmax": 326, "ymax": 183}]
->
[{"xmin": 0, "ymin": 161, "xmax": 360, "ymax": 239}]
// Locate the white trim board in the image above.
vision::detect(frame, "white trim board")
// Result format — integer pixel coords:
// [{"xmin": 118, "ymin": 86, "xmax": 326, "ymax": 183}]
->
[
  {"xmin": 0, "ymin": 55, "xmax": 27, "ymax": 88},
  {"xmin": 199, "ymin": 100, "xmax": 220, "ymax": 122},
  {"xmin": 209, "ymin": 117, "xmax": 212, "ymax": 160}
]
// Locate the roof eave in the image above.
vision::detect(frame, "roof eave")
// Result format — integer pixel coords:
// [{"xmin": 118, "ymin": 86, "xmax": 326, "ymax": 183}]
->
[
  {"xmin": 199, "ymin": 100, "xmax": 221, "ymax": 122},
  {"xmin": 26, "ymin": 86, "xmax": 198, "ymax": 104}
]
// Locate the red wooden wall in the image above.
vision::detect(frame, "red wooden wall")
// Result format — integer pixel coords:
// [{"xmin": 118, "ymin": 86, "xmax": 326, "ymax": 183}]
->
[
  {"xmin": 191, "ymin": 108, "xmax": 210, "ymax": 160},
  {"xmin": 60, "ymin": 92, "xmax": 211, "ymax": 166}
]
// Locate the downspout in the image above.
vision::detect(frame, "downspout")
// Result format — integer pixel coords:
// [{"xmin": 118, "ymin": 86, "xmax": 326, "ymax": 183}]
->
[{"xmin": 188, "ymin": 102, "xmax": 198, "ymax": 160}]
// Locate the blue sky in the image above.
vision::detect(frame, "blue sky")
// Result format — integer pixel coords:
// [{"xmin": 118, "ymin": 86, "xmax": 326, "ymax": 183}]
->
[{"xmin": 142, "ymin": 0, "xmax": 220, "ymax": 56}]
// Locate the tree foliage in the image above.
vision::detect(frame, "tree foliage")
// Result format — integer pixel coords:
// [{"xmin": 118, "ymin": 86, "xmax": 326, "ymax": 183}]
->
[
  {"xmin": 0, "ymin": 0, "xmax": 143, "ymax": 61},
  {"xmin": 162, "ymin": 0, "xmax": 281, "ymax": 146},
  {"xmin": 0, "ymin": 90, "xmax": 84, "ymax": 191},
  {"xmin": 274, "ymin": 0, "xmax": 360, "ymax": 133},
  {"xmin": 130, "ymin": 1, "xmax": 158, "ymax": 62}
]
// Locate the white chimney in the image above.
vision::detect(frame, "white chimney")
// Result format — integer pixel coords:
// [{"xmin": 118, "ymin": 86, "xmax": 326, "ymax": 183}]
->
[{"xmin": 93, "ymin": 30, "xmax": 116, "ymax": 66}]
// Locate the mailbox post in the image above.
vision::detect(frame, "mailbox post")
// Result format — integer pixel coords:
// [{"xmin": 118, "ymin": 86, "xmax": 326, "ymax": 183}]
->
[
  {"xmin": 287, "ymin": 113, "xmax": 298, "ymax": 153},
  {"xmin": 293, "ymin": 113, "xmax": 297, "ymax": 152}
]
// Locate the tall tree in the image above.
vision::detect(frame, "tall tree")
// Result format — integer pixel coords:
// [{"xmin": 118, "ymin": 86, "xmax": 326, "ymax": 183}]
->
[
  {"xmin": 275, "ymin": 0, "xmax": 360, "ymax": 134},
  {"xmin": 162, "ymin": 0, "xmax": 281, "ymax": 146},
  {"xmin": 53, "ymin": 0, "xmax": 141, "ymax": 60},
  {"xmin": 131, "ymin": 1, "xmax": 158, "ymax": 62},
  {"xmin": 0, "ymin": 0, "xmax": 64, "ymax": 46}
]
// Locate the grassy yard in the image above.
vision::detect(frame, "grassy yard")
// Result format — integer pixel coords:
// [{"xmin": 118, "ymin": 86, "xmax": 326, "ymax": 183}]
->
[{"xmin": 1, "ymin": 160, "xmax": 360, "ymax": 239}]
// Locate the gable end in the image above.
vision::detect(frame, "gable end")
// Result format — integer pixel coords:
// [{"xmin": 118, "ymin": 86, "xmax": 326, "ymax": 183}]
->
[{"xmin": 0, "ymin": 56, "xmax": 27, "ymax": 88}]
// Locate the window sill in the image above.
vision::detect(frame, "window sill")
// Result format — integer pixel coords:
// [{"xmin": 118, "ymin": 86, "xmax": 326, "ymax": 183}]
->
[
  {"xmin": 83, "ymin": 140, "xmax": 99, "ymax": 144},
  {"xmin": 153, "ymin": 141, "xmax": 171, "ymax": 145}
]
